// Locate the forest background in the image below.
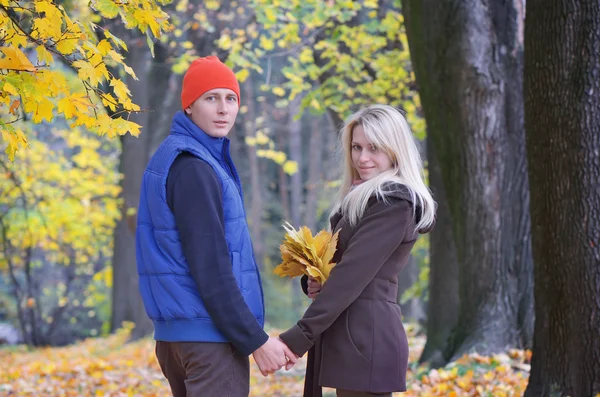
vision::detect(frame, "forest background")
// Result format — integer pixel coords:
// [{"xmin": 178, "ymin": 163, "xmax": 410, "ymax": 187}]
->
[{"xmin": 0, "ymin": 0, "xmax": 599, "ymax": 396}]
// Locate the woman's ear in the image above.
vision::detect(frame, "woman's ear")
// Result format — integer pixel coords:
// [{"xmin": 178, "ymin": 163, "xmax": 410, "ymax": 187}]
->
[{"xmin": 185, "ymin": 107, "xmax": 192, "ymax": 115}]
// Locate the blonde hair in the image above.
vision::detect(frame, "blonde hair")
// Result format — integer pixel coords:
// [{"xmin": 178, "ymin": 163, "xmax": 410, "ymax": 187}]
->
[{"xmin": 331, "ymin": 104, "xmax": 436, "ymax": 230}]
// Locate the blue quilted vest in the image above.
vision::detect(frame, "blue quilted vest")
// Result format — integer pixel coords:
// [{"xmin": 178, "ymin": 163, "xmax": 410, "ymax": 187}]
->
[{"xmin": 136, "ymin": 111, "xmax": 265, "ymax": 342}]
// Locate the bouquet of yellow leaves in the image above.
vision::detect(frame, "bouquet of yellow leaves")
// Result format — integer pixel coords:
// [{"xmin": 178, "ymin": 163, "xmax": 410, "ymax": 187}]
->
[{"xmin": 273, "ymin": 222, "xmax": 340, "ymax": 284}]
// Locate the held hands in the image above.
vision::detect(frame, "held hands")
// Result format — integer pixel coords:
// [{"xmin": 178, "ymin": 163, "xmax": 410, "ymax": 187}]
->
[
  {"xmin": 307, "ymin": 277, "xmax": 322, "ymax": 300},
  {"xmin": 252, "ymin": 337, "xmax": 298, "ymax": 376}
]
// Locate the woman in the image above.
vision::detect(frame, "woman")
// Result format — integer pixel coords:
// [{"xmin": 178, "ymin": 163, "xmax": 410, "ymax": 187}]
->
[{"xmin": 279, "ymin": 105, "xmax": 436, "ymax": 397}]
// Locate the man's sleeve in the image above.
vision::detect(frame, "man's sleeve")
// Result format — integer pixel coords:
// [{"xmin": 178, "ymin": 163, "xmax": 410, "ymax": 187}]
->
[{"xmin": 167, "ymin": 153, "xmax": 268, "ymax": 356}]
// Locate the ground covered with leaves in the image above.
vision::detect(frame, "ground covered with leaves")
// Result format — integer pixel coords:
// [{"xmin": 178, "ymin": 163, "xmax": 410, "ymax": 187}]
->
[{"xmin": 0, "ymin": 325, "xmax": 531, "ymax": 396}]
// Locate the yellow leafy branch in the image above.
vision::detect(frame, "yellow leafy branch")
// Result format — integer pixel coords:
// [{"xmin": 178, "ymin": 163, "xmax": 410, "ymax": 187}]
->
[
  {"xmin": 0, "ymin": 4, "xmax": 75, "ymax": 66},
  {"xmin": 273, "ymin": 222, "xmax": 340, "ymax": 285},
  {"xmin": 0, "ymin": 0, "xmax": 171, "ymax": 159}
]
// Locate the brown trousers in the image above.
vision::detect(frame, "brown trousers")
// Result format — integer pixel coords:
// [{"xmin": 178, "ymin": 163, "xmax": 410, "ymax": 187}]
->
[
  {"xmin": 336, "ymin": 390, "xmax": 392, "ymax": 397},
  {"xmin": 155, "ymin": 341, "xmax": 249, "ymax": 397}
]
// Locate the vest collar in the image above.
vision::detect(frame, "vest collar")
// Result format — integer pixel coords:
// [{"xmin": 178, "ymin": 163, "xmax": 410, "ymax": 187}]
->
[{"xmin": 170, "ymin": 111, "xmax": 226, "ymax": 160}]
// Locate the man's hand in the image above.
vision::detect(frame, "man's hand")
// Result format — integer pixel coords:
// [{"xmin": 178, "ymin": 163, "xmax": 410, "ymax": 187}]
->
[
  {"xmin": 307, "ymin": 277, "xmax": 322, "ymax": 300},
  {"xmin": 252, "ymin": 337, "xmax": 298, "ymax": 376}
]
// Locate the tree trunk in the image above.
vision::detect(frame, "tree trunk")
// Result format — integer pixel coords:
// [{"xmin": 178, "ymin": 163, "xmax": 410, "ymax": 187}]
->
[
  {"xmin": 304, "ymin": 115, "xmax": 322, "ymax": 231},
  {"xmin": 523, "ymin": 1, "xmax": 600, "ymax": 395},
  {"xmin": 418, "ymin": 141, "xmax": 459, "ymax": 367},
  {"xmin": 288, "ymin": 97, "xmax": 304, "ymax": 315},
  {"xmin": 242, "ymin": 78, "xmax": 265, "ymax": 265},
  {"xmin": 288, "ymin": 97, "xmax": 304, "ymax": 229},
  {"xmin": 403, "ymin": 0, "xmax": 533, "ymax": 361},
  {"xmin": 396, "ymin": 255, "xmax": 426, "ymax": 324},
  {"xmin": 276, "ymin": 124, "xmax": 291, "ymax": 223},
  {"xmin": 110, "ymin": 41, "xmax": 172, "ymax": 339}
]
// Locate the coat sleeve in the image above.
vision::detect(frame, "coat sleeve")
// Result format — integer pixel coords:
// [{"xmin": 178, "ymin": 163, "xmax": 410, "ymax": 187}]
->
[{"xmin": 279, "ymin": 199, "xmax": 411, "ymax": 357}]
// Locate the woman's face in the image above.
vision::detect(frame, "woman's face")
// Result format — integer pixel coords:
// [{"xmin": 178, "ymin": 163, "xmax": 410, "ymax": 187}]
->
[{"xmin": 351, "ymin": 124, "xmax": 393, "ymax": 181}]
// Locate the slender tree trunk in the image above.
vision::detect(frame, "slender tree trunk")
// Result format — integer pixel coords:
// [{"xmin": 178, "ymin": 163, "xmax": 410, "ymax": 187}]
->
[
  {"xmin": 110, "ymin": 41, "xmax": 166, "ymax": 339},
  {"xmin": 304, "ymin": 115, "xmax": 322, "ymax": 231},
  {"xmin": 403, "ymin": 0, "xmax": 533, "ymax": 362},
  {"xmin": 276, "ymin": 125, "xmax": 291, "ymax": 222},
  {"xmin": 242, "ymin": 78, "xmax": 265, "ymax": 265},
  {"xmin": 288, "ymin": 97, "xmax": 304, "ymax": 315},
  {"xmin": 418, "ymin": 141, "xmax": 459, "ymax": 367},
  {"xmin": 397, "ymin": 255, "xmax": 426, "ymax": 324},
  {"xmin": 524, "ymin": 1, "xmax": 600, "ymax": 395},
  {"xmin": 288, "ymin": 97, "xmax": 303, "ymax": 229}
]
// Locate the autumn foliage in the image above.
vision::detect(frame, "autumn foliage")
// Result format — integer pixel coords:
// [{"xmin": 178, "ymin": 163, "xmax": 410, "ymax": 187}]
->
[
  {"xmin": 0, "ymin": 0, "xmax": 171, "ymax": 160},
  {"xmin": 0, "ymin": 324, "xmax": 535, "ymax": 396},
  {"xmin": 0, "ymin": 126, "xmax": 120, "ymax": 345}
]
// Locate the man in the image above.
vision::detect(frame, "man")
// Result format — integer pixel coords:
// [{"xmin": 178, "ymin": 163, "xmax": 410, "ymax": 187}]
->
[{"xmin": 136, "ymin": 56, "xmax": 296, "ymax": 397}]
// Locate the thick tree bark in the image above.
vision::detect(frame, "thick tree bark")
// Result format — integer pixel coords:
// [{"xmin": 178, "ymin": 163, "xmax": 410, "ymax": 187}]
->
[
  {"xmin": 418, "ymin": 141, "xmax": 459, "ymax": 367},
  {"xmin": 523, "ymin": 1, "xmax": 600, "ymax": 395},
  {"xmin": 403, "ymin": 0, "xmax": 533, "ymax": 361}
]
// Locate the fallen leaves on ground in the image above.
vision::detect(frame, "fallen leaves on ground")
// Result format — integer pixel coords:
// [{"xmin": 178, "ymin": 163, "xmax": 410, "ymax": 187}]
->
[{"xmin": 0, "ymin": 325, "xmax": 532, "ymax": 396}]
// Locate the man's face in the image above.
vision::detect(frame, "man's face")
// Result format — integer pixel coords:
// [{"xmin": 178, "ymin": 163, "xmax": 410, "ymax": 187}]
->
[{"xmin": 185, "ymin": 88, "xmax": 239, "ymax": 138}]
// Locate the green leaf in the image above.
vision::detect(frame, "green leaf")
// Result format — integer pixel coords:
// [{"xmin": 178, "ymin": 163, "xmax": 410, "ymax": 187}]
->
[
  {"xmin": 93, "ymin": 0, "xmax": 119, "ymax": 19},
  {"xmin": 146, "ymin": 29, "xmax": 155, "ymax": 58}
]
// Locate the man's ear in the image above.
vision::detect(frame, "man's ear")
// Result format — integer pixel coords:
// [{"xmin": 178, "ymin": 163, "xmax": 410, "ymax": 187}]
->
[{"xmin": 185, "ymin": 107, "xmax": 192, "ymax": 115}]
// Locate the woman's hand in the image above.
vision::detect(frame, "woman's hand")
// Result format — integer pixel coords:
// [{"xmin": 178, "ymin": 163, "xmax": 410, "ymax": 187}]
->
[{"xmin": 307, "ymin": 277, "xmax": 322, "ymax": 300}]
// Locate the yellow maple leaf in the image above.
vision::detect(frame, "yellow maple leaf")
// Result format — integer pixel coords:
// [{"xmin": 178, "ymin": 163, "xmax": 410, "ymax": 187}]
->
[
  {"xmin": 272, "ymin": 86, "xmax": 285, "ymax": 97},
  {"xmin": 274, "ymin": 223, "xmax": 338, "ymax": 284},
  {"xmin": 101, "ymin": 93, "xmax": 117, "ymax": 112},
  {"xmin": 73, "ymin": 60, "xmax": 107, "ymax": 87},
  {"xmin": 70, "ymin": 93, "xmax": 93, "ymax": 113},
  {"xmin": 107, "ymin": 49, "xmax": 124, "ymax": 64},
  {"xmin": 218, "ymin": 34, "xmax": 232, "ymax": 50},
  {"xmin": 110, "ymin": 77, "xmax": 130, "ymax": 101},
  {"xmin": 260, "ymin": 35, "xmax": 275, "ymax": 51},
  {"xmin": 322, "ymin": 261, "xmax": 336, "ymax": 280},
  {"xmin": 321, "ymin": 229, "xmax": 340, "ymax": 266},
  {"xmin": 123, "ymin": 64, "xmax": 137, "ymax": 80},
  {"xmin": 35, "ymin": 45, "xmax": 53, "ymax": 65},
  {"xmin": 235, "ymin": 68, "xmax": 250, "ymax": 83},
  {"xmin": 58, "ymin": 97, "xmax": 78, "ymax": 119},
  {"xmin": 73, "ymin": 60, "xmax": 95, "ymax": 82},
  {"xmin": 97, "ymin": 39, "xmax": 112, "ymax": 56},
  {"xmin": 313, "ymin": 230, "xmax": 331, "ymax": 258},
  {"xmin": 274, "ymin": 260, "xmax": 305, "ymax": 278},
  {"xmin": 33, "ymin": 17, "xmax": 62, "ymax": 42},
  {"xmin": 3, "ymin": 81, "xmax": 19, "ymax": 96},
  {"xmin": 0, "ymin": 47, "xmax": 36, "ymax": 71},
  {"xmin": 305, "ymin": 266, "xmax": 325, "ymax": 283},
  {"xmin": 56, "ymin": 37, "xmax": 79, "ymax": 55},
  {"xmin": 112, "ymin": 117, "xmax": 141, "ymax": 137},
  {"xmin": 32, "ymin": 98, "xmax": 54, "ymax": 123}
]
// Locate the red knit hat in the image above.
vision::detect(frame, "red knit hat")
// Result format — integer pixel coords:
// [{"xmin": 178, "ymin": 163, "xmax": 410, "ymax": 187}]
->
[{"xmin": 181, "ymin": 56, "xmax": 241, "ymax": 109}]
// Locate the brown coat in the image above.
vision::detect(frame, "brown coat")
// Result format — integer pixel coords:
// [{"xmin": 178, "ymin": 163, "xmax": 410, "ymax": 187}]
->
[{"xmin": 280, "ymin": 187, "xmax": 432, "ymax": 396}]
